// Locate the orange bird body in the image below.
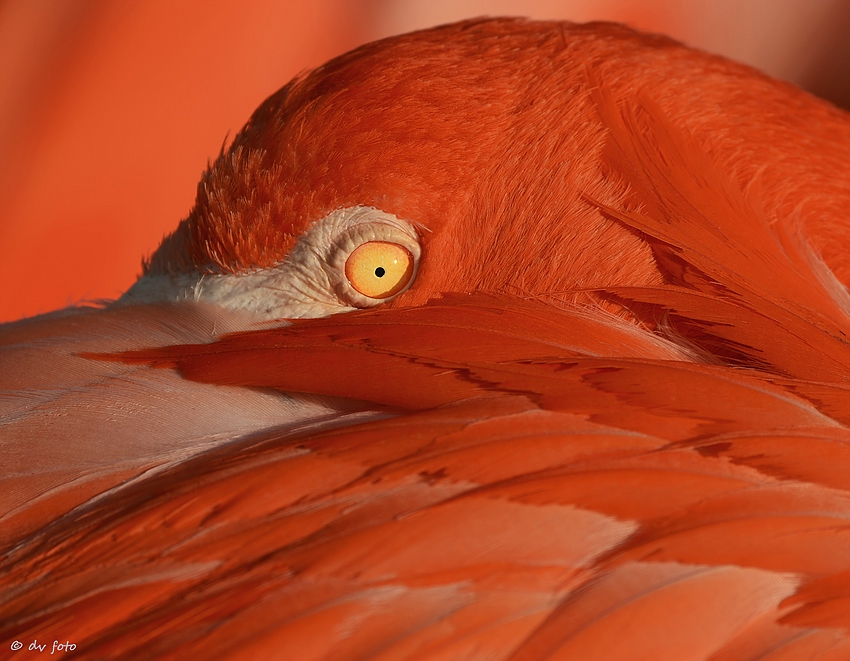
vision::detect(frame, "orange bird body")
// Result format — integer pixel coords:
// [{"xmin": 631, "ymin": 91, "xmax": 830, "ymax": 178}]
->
[{"xmin": 4, "ymin": 18, "xmax": 850, "ymax": 659}]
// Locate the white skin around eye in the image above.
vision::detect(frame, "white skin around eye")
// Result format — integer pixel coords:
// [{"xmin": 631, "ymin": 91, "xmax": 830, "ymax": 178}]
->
[{"xmin": 121, "ymin": 206, "xmax": 421, "ymax": 321}]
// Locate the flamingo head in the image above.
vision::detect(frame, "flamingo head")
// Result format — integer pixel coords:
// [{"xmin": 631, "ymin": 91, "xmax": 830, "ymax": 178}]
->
[
  {"xmin": 123, "ymin": 19, "xmax": 673, "ymax": 320},
  {"xmin": 123, "ymin": 18, "xmax": 850, "ymax": 333}
]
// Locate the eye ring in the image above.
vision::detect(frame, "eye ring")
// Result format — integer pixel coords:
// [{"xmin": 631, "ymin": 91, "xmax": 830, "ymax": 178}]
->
[{"xmin": 326, "ymin": 212, "xmax": 421, "ymax": 308}]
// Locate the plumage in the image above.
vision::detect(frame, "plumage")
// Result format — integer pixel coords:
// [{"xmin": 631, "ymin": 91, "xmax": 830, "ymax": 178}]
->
[{"xmin": 4, "ymin": 16, "xmax": 850, "ymax": 660}]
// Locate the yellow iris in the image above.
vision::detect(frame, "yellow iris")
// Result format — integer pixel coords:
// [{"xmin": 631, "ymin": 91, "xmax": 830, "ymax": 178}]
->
[{"xmin": 345, "ymin": 241, "xmax": 414, "ymax": 299}]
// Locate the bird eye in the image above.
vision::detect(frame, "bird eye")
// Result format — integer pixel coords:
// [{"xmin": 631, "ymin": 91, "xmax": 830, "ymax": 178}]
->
[{"xmin": 344, "ymin": 241, "xmax": 414, "ymax": 299}]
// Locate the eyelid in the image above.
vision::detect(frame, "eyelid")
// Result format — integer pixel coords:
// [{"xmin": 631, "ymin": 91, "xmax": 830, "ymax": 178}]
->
[{"xmin": 326, "ymin": 218, "xmax": 421, "ymax": 308}]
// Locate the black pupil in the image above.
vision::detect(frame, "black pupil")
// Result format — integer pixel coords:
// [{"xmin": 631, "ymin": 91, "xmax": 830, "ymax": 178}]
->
[{"xmin": 375, "ymin": 267, "xmax": 386, "ymax": 278}]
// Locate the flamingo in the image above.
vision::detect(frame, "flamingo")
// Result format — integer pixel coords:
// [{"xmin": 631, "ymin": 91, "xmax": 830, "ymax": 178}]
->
[{"xmin": 4, "ymin": 17, "xmax": 850, "ymax": 659}]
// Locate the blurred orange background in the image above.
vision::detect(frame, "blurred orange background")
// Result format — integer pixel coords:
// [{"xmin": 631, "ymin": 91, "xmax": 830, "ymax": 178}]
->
[{"xmin": 2, "ymin": 0, "xmax": 849, "ymax": 321}]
